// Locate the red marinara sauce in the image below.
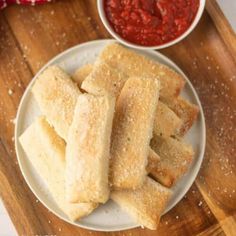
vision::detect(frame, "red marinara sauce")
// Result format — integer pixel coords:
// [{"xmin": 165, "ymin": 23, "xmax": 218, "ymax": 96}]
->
[{"xmin": 104, "ymin": 0, "xmax": 200, "ymax": 46}]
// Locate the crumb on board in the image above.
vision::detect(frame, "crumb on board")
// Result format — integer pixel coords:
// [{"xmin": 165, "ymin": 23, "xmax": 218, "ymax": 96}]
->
[
  {"xmin": 10, "ymin": 118, "xmax": 16, "ymax": 124},
  {"xmin": 8, "ymin": 89, "xmax": 13, "ymax": 95}
]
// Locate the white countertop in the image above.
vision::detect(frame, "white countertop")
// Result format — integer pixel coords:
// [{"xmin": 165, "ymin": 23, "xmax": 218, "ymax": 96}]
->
[
  {"xmin": 216, "ymin": 0, "xmax": 236, "ymax": 32},
  {"xmin": 0, "ymin": 200, "xmax": 17, "ymax": 236}
]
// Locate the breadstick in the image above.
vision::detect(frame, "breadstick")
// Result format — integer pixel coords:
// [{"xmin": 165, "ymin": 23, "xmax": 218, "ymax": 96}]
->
[
  {"xmin": 66, "ymin": 94, "xmax": 115, "ymax": 203},
  {"xmin": 110, "ymin": 77, "xmax": 160, "ymax": 189},
  {"xmin": 81, "ymin": 60, "xmax": 127, "ymax": 97},
  {"xmin": 111, "ymin": 177, "xmax": 172, "ymax": 230},
  {"xmin": 19, "ymin": 117, "xmax": 97, "ymax": 221},
  {"xmin": 150, "ymin": 135, "xmax": 194, "ymax": 187},
  {"xmin": 162, "ymin": 96, "xmax": 199, "ymax": 136},
  {"xmin": 73, "ymin": 64, "xmax": 93, "ymax": 87},
  {"xmin": 32, "ymin": 66, "xmax": 81, "ymax": 140},
  {"xmin": 98, "ymin": 43, "xmax": 185, "ymax": 99}
]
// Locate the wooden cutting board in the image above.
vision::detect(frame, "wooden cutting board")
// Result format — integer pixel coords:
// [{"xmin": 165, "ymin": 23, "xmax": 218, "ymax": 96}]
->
[{"xmin": 0, "ymin": 0, "xmax": 235, "ymax": 235}]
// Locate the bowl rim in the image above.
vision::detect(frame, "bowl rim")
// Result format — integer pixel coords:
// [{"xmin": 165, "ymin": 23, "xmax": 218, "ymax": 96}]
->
[{"xmin": 97, "ymin": 0, "xmax": 206, "ymax": 50}]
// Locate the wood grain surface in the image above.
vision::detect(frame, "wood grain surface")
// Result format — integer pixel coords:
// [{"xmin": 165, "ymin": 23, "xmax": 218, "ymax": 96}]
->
[{"xmin": 0, "ymin": 0, "xmax": 235, "ymax": 235}]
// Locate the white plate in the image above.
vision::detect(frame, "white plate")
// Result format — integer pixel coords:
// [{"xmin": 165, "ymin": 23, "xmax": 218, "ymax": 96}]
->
[{"xmin": 15, "ymin": 39, "xmax": 206, "ymax": 232}]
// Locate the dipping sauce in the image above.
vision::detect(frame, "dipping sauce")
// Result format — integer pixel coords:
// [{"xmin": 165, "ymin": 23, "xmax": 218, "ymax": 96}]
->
[{"xmin": 104, "ymin": 0, "xmax": 200, "ymax": 46}]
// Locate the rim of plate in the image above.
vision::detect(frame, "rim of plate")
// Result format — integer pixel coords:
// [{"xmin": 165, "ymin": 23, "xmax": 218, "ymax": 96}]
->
[{"xmin": 15, "ymin": 39, "xmax": 206, "ymax": 232}]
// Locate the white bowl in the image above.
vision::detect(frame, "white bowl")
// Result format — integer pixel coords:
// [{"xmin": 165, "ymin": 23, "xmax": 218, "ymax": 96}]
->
[{"xmin": 97, "ymin": 0, "xmax": 206, "ymax": 50}]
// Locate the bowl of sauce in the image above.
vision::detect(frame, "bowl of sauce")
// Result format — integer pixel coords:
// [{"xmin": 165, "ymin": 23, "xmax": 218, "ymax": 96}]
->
[{"xmin": 98, "ymin": 0, "xmax": 205, "ymax": 49}]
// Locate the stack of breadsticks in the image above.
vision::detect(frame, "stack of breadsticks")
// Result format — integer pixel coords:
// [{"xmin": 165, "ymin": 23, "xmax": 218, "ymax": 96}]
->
[{"xmin": 19, "ymin": 43, "xmax": 198, "ymax": 230}]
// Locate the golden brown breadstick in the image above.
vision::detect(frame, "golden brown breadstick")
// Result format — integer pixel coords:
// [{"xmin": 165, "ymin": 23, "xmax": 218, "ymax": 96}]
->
[
  {"xmin": 81, "ymin": 60, "xmax": 127, "ymax": 97},
  {"xmin": 98, "ymin": 43, "xmax": 185, "ymax": 99},
  {"xmin": 76, "ymin": 63, "xmax": 183, "ymax": 138},
  {"xmin": 66, "ymin": 94, "xmax": 115, "ymax": 203},
  {"xmin": 154, "ymin": 101, "xmax": 182, "ymax": 137},
  {"xmin": 19, "ymin": 117, "xmax": 97, "ymax": 221},
  {"xmin": 150, "ymin": 135, "xmax": 194, "ymax": 187},
  {"xmin": 73, "ymin": 64, "xmax": 93, "ymax": 87},
  {"xmin": 162, "ymin": 96, "xmax": 199, "ymax": 136},
  {"xmin": 111, "ymin": 177, "xmax": 172, "ymax": 230},
  {"xmin": 110, "ymin": 77, "xmax": 160, "ymax": 189},
  {"xmin": 32, "ymin": 66, "xmax": 81, "ymax": 140}
]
